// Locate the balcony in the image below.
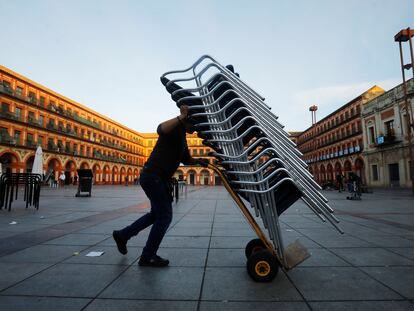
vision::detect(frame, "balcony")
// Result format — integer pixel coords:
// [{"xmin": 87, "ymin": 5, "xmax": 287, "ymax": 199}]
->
[
  {"xmin": 47, "ymin": 123, "xmax": 58, "ymax": 131},
  {"xmin": 47, "ymin": 142, "xmax": 59, "ymax": 152},
  {"xmin": 0, "ymin": 134, "xmax": 14, "ymax": 145},
  {"xmin": 0, "ymin": 110, "xmax": 21, "ymax": 121},
  {"xmin": 26, "ymin": 140, "xmax": 37, "ymax": 148},
  {"xmin": 0, "ymin": 84, "xmax": 13, "ymax": 95},
  {"xmin": 375, "ymin": 133, "xmax": 399, "ymax": 148},
  {"xmin": 27, "ymin": 117, "xmax": 43, "ymax": 127}
]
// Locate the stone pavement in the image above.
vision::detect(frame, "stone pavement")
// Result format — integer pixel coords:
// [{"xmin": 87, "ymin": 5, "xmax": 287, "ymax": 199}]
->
[{"xmin": 0, "ymin": 184, "xmax": 413, "ymax": 311}]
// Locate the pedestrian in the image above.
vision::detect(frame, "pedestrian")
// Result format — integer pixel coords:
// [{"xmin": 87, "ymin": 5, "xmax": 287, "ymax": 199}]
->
[
  {"xmin": 59, "ymin": 172, "xmax": 66, "ymax": 187},
  {"xmin": 113, "ymin": 105, "xmax": 208, "ymax": 267},
  {"xmin": 335, "ymin": 174, "xmax": 343, "ymax": 192},
  {"xmin": 50, "ymin": 172, "xmax": 56, "ymax": 188},
  {"xmin": 73, "ymin": 175, "xmax": 78, "ymax": 185}
]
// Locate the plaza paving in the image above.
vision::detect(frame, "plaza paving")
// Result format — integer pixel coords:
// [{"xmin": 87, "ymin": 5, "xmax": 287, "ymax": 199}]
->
[{"xmin": 0, "ymin": 184, "xmax": 413, "ymax": 311}]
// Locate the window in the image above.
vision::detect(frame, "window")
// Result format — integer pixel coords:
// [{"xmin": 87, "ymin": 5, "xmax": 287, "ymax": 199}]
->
[
  {"xmin": 1, "ymin": 102, "xmax": 10, "ymax": 112},
  {"xmin": 15, "ymin": 107, "xmax": 22, "ymax": 120},
  {"xmin": 368, "ymin": 127, "xmax": 375, "ymax": 144},
  {"xmin": 48, "ymin": 138, "xmax": 54, "ymax": 149},
  {"xmin": 39, "ymin": 96, "xmax": 45, "ymax": 106},
  {"xmin": 58, "ymin": 140, "xmax": 64, "ymax": 151},
  {"xmin": 28, "ymin": 91, "xmax": 36, "ymax": 103},
  {"xmin": 28, "ymin": 111, "xmax": 35, "ymax": 124},
  {"xmin": 2, "ymin": 81, "xmax": 11, "ymax": 89},
  {"xmin": 385, "ymin": 120, "xmax": 394, "ymax": 136},
  {"xmin": 65, "ymin": 141, "xmax": 71, "ymax": 152},
  {"xmin": 38, "ymin": 136, "xmax": 43, "ymax": 147},
  {"xmin": 372, "ymin": 165, "xmax": 379, "ymax": 181},
  {"xmin": 14, "ymin": 130, "xmax": 21, "ymax": 144},
  {"xmin": 39, "ymin": 115, "xmax": 44, "ymax": 126},
  {"xmin": 27, "ymin": 133, "xmax": 33, "ymax": 142},
  {"xmin": 0, "ymin": 127, "xmax": 8, "ymax": 137},
  {"xmin": 16, "ymin": 86, "xmax": 23, "ymax": 97}
]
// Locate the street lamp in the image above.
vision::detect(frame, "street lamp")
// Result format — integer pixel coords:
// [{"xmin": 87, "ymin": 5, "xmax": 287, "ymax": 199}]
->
[
  {"xmin": 309, "ymin": 105, "xmax": 318, "ymax": 125},
  {"xmin": 395, "ymin": 27, "xmax": 414, "ymax": 195}
]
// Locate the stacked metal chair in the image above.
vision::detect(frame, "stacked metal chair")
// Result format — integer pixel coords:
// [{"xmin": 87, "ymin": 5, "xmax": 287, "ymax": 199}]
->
[{"xmin": 160, "ymin": 55, "xmax": 343, "ymax": 281}]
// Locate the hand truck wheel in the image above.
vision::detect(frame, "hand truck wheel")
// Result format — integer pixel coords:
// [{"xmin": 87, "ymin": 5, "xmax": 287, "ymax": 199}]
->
[
  {"xmin": 246, "ymin": 249, "xmax": 279, "ymax": 282},
  {"xmin": 245, "ymin": 238, "xmax": 266, "ymax": 259}
]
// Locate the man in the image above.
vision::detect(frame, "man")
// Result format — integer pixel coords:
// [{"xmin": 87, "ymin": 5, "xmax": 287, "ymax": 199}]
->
[
  {"xmin": 335, "ymin": 173, "xmax": 343, "ymax": 193},
  {"xmin": 59, "ymin": 172, "xmax": 66, "ymax": 187},
  {"xmin": 113, "ymin": 105, "xmax": 207, "ymax": 267}
]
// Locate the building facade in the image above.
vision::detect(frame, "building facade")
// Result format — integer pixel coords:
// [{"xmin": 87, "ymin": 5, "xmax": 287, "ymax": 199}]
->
[
  {"xmin": 296, "ymin": 86, "xmax": 385, "ymax": 185},
  {"xmin": 0, "ymin": 66, "xmax": 217, "ymax": 185},
  {"xmin": 361, "ymin": 79, "xmax": 414, "ymax": 188}
]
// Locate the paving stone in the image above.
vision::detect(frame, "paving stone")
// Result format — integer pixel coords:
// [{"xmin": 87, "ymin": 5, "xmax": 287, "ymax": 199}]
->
[
  {"xmin": 62, "ymin": 245, "xmax": 141, "ymax": 265},
  {"xmin": 357, "ymin": 235, "xmax": 414, "ymax": 247},
  {"xmin": 331, "ymin": 247, "xmax": 414, "ymax": 266},
  {"xmin": 207, "ymin": 248, "xmax": 246, "ymax": 267},
  {"xmin": 309, "ymin": 301, "xmax": 414, "ymax": 311},
  {"xmin": 0, "ymin": 186, "xmax": 413, "ymax": 309},
  {"xmin": 43, "ymin": 233, "xmax": 109, "ymax": 246},
  {"xmin": 211, "ymin": 227, "xmax": 256, "ymax": 237},
  {"xmin": 199, "ymin": 301, "xmax": 311, "ymax": 311},
  {"xmin": 0, "ymin": 262, "xmax": 52, "ymax": 291},
  {"xmin": 156, "ymin": 247, "xmax": 208, "ymax": 267},
  {"xmin": 362, "ymin": 266, "xmax": 414, "ymax": 299},
  {"xmin": 167, "ymin": 227, "xmax": 212, "ymax": 236},
  {"xmin": 288, "ymin": 267, "xmax": 401, "ymax": 301},
  {"xmin": 2, "ymin": 263, "xmax": 126, "ymax": 297},
  {"xmin": 201, "ymin": 268, "xmax": 302, "ymax": 301},
  {"xmin": 0, "ymin": 245, "xmax": 85, "ymax": 264},
  {"xmin": 210, "ymin": 236, "xmax": 252, "ymax": 248},
  {"xmin": 387, "ymin": 247, "xmax": 414, "ymax": 260},
  {"xmin": 0, "ymin": 296, "xmax": 90, "ymax": 311},
  {"xmin": 297, "ymin": 248, "xmax": 350, "ymax": 267},
  {"xmin": 99, "ymin": 266, "xmax": 204, "ymax": 300},
  {"xmin": 85, "ymin": 299, "xmax": 197, "ymax": 311}
]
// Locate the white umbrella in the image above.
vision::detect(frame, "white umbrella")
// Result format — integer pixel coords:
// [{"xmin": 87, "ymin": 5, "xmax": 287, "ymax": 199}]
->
[{"xmin": 32, "ymin": 146, "xmax": 43, "ymax": 175}]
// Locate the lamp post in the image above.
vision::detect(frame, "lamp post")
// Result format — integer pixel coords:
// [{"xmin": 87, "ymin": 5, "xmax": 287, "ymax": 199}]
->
[
  {"xmin": 309, "ymin": 105, "xmax": 318, "ymax": 181},
  {"xmin": 395, "ymin": 27, "xmax": 414, "ymax": 195}
]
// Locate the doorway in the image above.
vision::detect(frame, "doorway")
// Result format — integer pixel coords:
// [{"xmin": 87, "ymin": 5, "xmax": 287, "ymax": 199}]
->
[{"xmin": 388, "ymin": 163, "xmax": 400, "ymax": 187}]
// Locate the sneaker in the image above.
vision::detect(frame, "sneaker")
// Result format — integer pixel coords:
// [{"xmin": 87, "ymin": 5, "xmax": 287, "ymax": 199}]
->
[
  {"xmin": 138, "ymin": 255, "xmax": 169, "ymax": 267},
  {"xmin": 112, "ymin": 230, "xmax": 127, "ymax": 255}
]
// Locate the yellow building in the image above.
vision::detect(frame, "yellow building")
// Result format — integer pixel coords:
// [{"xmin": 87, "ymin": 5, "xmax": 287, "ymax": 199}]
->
[{"xmin": 0, "ymin": 65, "xmax": 217, "ymax": 185}]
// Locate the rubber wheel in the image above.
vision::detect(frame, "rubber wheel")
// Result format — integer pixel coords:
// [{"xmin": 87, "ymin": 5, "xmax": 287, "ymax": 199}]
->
[
  {"xmin": 245, "ymin": 238, "xmax": 266, "ymax": 259},
  {"xmin": 247, "ymin": 250, "xmax": 279, "ymax": 282}
]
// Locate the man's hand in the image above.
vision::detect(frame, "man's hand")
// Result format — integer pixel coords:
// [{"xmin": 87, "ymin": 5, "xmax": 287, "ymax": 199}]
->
[
  {"xmin": 195, "ymin": 158, "xmax": 209, "ymax": 167},
  {"xmin": 179, "ymin": 105, "xmax": 189, "ymax": 120}
]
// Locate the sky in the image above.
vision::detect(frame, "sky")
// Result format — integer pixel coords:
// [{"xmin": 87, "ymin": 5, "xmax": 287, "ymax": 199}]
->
[{"xmin": 0, "ymin": 0, "xmax": 413, "ymax": 133}]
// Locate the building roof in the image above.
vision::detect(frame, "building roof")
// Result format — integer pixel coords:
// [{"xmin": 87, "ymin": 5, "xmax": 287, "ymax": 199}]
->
[
  {"xmin": 0, "ymin": 65, "xmax": 145, "ymax": 138},
  {"xmin": 300, "ymin": 85, "xmax": 385, "ymax": 134}
]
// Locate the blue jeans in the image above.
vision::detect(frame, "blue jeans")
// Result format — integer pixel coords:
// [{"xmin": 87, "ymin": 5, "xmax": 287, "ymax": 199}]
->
[{"xmin": 119, "ymin": 172, "xmax": 172, "ymax": 258}]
